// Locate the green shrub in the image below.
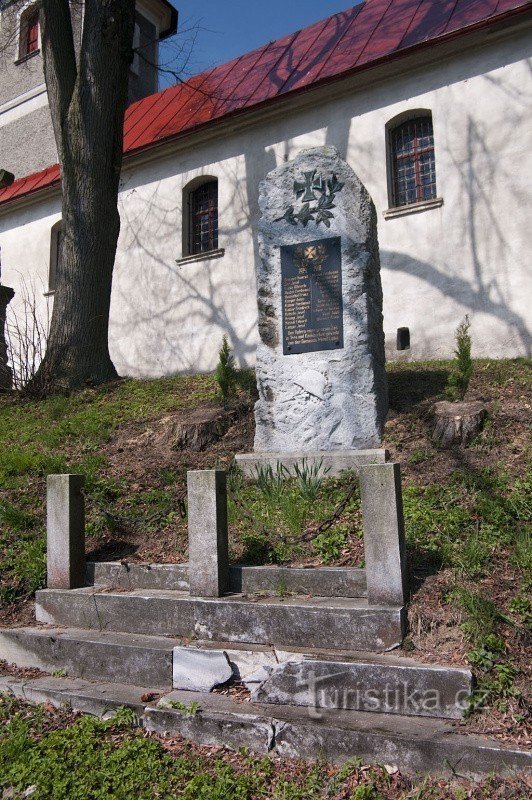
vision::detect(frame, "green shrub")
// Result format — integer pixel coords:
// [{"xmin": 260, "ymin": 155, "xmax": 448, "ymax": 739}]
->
[
  {"xmin": 446, "ymin": 315, "xmax": 473, "ymax": 400},
  {"xmin": 215, "ymin": 336, "xmax": 238, "ymax": 404}
]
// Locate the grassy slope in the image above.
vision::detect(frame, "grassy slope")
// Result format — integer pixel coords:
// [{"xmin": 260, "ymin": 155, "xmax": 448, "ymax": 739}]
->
[{"xmin": 0, "ymin": 359, "xmax": 530, "ymax": 746}]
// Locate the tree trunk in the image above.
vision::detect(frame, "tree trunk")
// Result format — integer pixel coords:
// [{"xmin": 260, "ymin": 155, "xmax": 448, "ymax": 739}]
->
[
  {"xmin": 28, "ymin": 0, "xmax": 135, "ymax": 394},
  {"xmin": 432, "ymin": 400, "xmax": 488, "ymax": 447}
]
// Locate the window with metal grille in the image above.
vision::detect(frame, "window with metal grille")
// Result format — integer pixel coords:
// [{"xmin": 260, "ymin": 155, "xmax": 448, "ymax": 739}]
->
[
  {"xmin": 19, "ymin": 7, "xmax": 40, "ymax": 59},
  {"xmin": 26, "ymin": 10, "xmax": 39, "ymax": 54},
  {"xmin": 390, "ymin": 116, "xmax": 436, "ymax": 207},
  {"xmin": 49, "ymin": 221, "xmax": 62, "ymax": 293},
  {"xmin": 189, "ymin": 181, "xmax": 218, "ymax": 255}
]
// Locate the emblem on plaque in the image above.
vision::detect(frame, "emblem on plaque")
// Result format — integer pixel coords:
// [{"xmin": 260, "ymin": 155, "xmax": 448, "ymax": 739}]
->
[
  {"xmin": 293, "ymin": 242, "xmax": 328, "ymax": 273},
  {"xmin": 276, "ymin": 170, "xmax": 344, "ymax": 228}
]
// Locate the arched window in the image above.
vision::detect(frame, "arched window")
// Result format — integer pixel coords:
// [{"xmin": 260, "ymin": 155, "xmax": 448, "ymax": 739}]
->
[
  {"xmin": 48, "ymin": 220, "xmax": 62, "ymax": 294},
  {"xmin": 18, "ymin": 4, "xmax": 40, "ymax": 60},
  {"xmin": 187, "ymin": 179, "xmax": 218, "ymax": 256},
  {"xmin": 389, "ymin": 114, "xmax": 436, "ymax": 207}
]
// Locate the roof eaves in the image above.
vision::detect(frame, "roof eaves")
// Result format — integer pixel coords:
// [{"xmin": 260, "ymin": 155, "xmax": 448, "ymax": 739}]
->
[{"xmin": 127, "ymin": 1, "xmax": 532, "ymax": 158}]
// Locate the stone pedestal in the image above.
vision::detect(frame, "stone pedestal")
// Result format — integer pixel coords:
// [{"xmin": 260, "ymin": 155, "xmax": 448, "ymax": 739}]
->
[
  {"xmin": 235, "ymin": 449, "xmax": 388, "ymax": 478},
  {"xmin": 253, "ymin": 146, "xmax": 387, "ymax": 453},
  {"xmin": 187, "ymin": 470, "xmax": 230, "ymax": 598},
  {"xmin": 0, "ymin": 285, "xmax": 14, "ymax": 391},
  {"xmin": 359, "ymin": 463, "xmax": 408, "ymax": 606},
  {"xmin": 47, "ymin": 474, "xmax": 86, "ymax": 590}
]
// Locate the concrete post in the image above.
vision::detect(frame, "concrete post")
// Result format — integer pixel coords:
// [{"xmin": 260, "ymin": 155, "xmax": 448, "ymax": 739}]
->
[
  {"xmin": 359, "ymin": 463, "xmax": 409, "ymax": 606},
  {"xmin": 47, "ymin": 474, "xmax": 85, "ymax": 590},
  {"xmin": 187, "ymin": 470, "xmax": 229, "ymax": 598},
  {"xmin": 0, "ymin": 285, "xmax": 15, "ymax": 391}
]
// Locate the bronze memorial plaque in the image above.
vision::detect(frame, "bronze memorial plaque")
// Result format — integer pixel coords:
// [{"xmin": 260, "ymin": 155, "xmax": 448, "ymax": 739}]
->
[{"xmin": 281, "ymin": 236, "xmax": 343, "ymax": 355}]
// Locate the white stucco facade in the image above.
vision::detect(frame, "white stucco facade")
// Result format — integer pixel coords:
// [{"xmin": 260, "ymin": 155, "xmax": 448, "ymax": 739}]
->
[{"xmin": 0, "ymin": 21, "xmax": 531, "ymax": 377}]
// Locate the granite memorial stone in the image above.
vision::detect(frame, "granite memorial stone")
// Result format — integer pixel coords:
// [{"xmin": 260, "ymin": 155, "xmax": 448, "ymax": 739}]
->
[{"xmin": 253, "ymin": 146, "xmax": 387, "ymax": 452}]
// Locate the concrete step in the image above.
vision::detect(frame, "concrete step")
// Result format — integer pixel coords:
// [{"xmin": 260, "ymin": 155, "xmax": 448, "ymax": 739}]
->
[
  {"xmin": 0, "ymin": 627, "xmax": 178, "ymax": 689},
  {"xmin": 0, "ymin": 627, "xmax": 472, "ymax": 720},
  {"xmin": 86, "ymin": 562, "xmax": 367, "ymax": 598},
  {"xmin": 2, "ymin": 674, "xmax": 530, "ymax": 778},
  {"xmin": 35, "ymin": 587, "xmax": 404, "ymax": 651},
  {"xmin": 250, "ymin": 656, "xmax": 472, "ymax": 720}
]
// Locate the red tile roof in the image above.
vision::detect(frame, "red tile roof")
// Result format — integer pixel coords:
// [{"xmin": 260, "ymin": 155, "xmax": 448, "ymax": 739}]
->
[{"xmin": 1, "ymin": 0, "xmax": 530, "ymax": 209}]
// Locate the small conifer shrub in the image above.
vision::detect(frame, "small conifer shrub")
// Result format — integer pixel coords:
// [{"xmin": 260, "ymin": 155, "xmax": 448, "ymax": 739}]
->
[
  {"xmin": 447, "ymin": 315, "xmax": 473, "ymax": 400},
  {"xmin": 215, "ymin": 335, "xmax": 238, "ymax": 404}
]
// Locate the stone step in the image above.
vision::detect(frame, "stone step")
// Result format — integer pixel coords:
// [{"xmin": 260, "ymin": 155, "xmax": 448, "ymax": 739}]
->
[
  {"xmin": 250, "ymin": 656, "xmax": 472, "ymax": 720},
  {"xmin": 35, "ymin": 587, "xmax": 404, "ymax": 651},
  {"xmin": 0, "ymin": 627, "xmax": 472, "ymax": 720},
  {"xmin": 0, "ymin": 627, "xmax": 178, "ymax": 689},
  {"xmin": 2, "ymin": 675, "xmax": 530, "ymax": 778},
  {"xmin": 86, "ymin": 562, "xmax": 367, "ymax": 598}
]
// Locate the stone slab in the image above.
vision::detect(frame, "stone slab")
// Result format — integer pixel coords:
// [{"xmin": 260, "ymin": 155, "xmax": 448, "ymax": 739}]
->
[
  {"xmin": 251, "ymin": 658, "xmax": 473, "ymax": 719},
  {"xmin": 86, "ymin": 562, "xmax": 189, "ymax": 591},
  {"xmin": 147, "ymin": 692, "xmax": 275, "ymax": 754},
  {"xmin": 0, "ymin": 676, "xmax": 157, "ymax": 718},
  {"xmin": 235, "ymin": 450, "xmax": 388, "ymax": 478},
  {"xmin": 35, "ymin": 588, "xmax": 196, "ymax": 638},
  {"xmin": 172, "ymin": 647, "xmax": 233, "ymax": 691},
  {"xmin": 0, "ymin": 627, "xmax": 177, "ymax": 689},
  {"xmin": 359, "ymin": 463, "xmax": 409, "ymax": 606},
  {"xmin": 1, "ymin": 678, "xmax": 530, "ymax": 777},
  {"xmin": 229, "ymin": 565, "xmax": 367, "ymax": 598},
  {"xmin": 272, "ymin": 706, "xmax": 532, "ymax": 778},
  {"xmin": 86, "ymin": 562, "xmax": 368, "ymax": 598},
  {"xmin": 47, "ymin": 474, "xmax": 85, "ymax": 590},
  {"xmin": 35, "ymin": 588, "xmax": 405, "ymax": 651},
  {"xmin": 193, "ymin": 596, "xmax": 405, "ymax": 651}
]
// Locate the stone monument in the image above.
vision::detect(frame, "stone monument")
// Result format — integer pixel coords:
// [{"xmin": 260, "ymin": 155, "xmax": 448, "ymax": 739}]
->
[
  {"xmin": 237, "ymin": 147, "xmax": 388, "ymax": 475},
  {"xmin": 0, "ymin": 254, "xmax": 14, "ymax": 391}
]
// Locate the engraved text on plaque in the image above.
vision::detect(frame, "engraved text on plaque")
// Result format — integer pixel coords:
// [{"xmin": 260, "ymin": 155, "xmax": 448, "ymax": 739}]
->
[{"xmin": 281, "ymin": 236, "xmax": 343, "ymax": 355}]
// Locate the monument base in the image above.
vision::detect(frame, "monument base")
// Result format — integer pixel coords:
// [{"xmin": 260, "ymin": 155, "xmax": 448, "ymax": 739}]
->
[{"xmin": 235, "ymin": 449, "xmax": 388, "ymax": 478}]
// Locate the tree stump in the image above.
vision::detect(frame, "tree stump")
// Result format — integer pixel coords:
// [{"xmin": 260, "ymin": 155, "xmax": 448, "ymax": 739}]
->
[
  {"xmin": 144, "ymin": 407, "xmax": 242, "ymax": 453},
  {"xmin": 170, "ymin": 407, "xmax": 238, "ymax": 452},
  {"xmin": 432, "ymin": 401, "xmax": 488, "ymax": 447}
]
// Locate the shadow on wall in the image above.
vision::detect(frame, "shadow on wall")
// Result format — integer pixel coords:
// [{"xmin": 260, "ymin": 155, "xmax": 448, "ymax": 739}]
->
[
  {"xmin": 111, "ymin": 165, "xmax": 262, "ymax": 376},
  {"xmin": 380, "ymin": 250, "xmax": 531, "ymax": 359},
  {"xmin": 107, "ymin": 39, "xmax": 531, "ymax": 376}
]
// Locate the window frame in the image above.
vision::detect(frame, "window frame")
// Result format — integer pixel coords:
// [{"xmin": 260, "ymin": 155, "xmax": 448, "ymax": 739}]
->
[
  {"xmin": 17, "ymin": 3, "xmax": 41, "ymax": 62},
  {"xmin": 186, "ymin": 178, "xmax": 219, "ymax": 257},
  {"xmin": 46, "ymin": 220, "xmax": 62, "ymax": 296},
  {"xmin": 385, "ymin": 110, "xmax": 440, "ymax": 214}
]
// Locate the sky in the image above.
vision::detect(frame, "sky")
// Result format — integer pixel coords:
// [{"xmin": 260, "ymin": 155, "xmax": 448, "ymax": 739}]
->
[{"xmin": 160, "ymin": 0, "xmax": 355, "ymax": 83}]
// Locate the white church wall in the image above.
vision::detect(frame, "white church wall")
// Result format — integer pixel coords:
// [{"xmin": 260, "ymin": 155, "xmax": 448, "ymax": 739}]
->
[
  {"xmin": 0, "ymin": 199, "xmax": 60, "ymax": 351},
  {"xmin": 1, "ymin": 25, "xmax": 530, "ymax": 378}
]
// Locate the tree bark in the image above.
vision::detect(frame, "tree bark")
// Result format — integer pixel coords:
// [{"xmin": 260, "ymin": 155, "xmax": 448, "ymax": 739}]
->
[
  {"xmin": 432, "ymin": 400, "xmax": 488, "ymax": 447},
  {"xmin": 29, "ymin": 0, "xmax": 135, "ymax": 394}
]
